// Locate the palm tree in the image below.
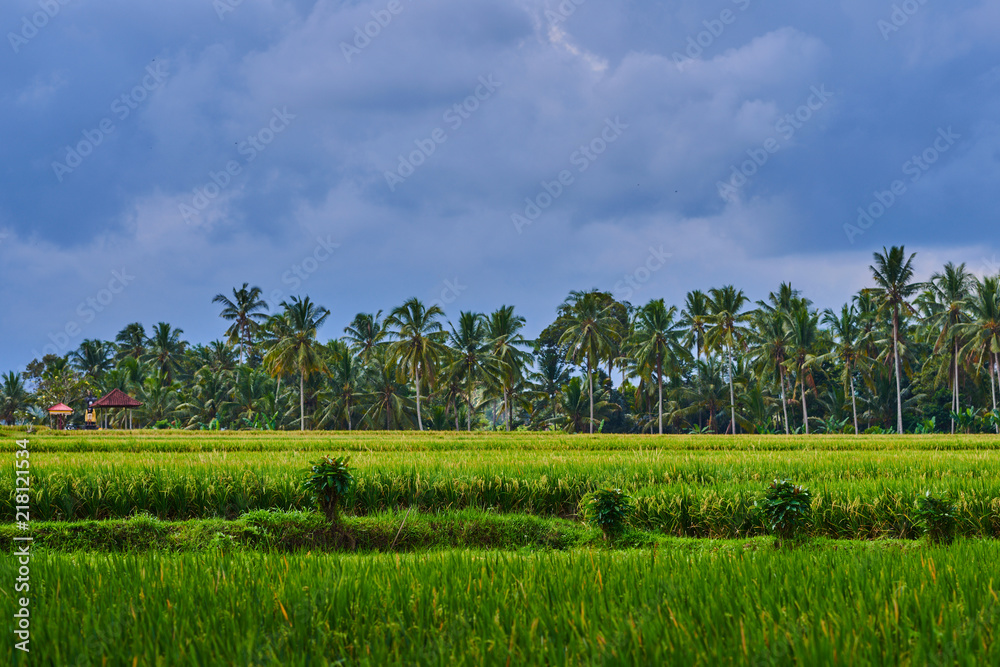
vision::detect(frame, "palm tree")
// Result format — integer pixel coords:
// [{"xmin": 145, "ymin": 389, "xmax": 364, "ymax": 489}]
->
[
  {"xmin": 114, "ymin": 322, "xmax": 147, "ymax": 361},
  {"xmin": 0, "ymin": 371, "xmax": 32, "ymax": 425},
  {"xmin": 630, "ymin": 299, "xmax": 687, "ymax": 434},
  {"xmin": 748, "ymin": 308, "xmax": 792, "ymax": 434},
  {"xmin": 531, "ymin": 344, "xmax": 571, "ymax": 423},
  {"xmin": 785, "ymin": 307, "xmax": 820, "ymax": 434},
  {"xmin": 681, "ymin": 290, "xmax": 710, "ymax": 361},
  {"xmin": 386, "ymin": 298, "xmax": 447, "ymax": 431},
  {"xmin": 344, "ymin": 311, "xmax": 386, "ymax": 362},
  {"xmin": 957, "ymin": 276, "xmax": 1000, "ymax": 428},
  {"xmin": 317, "ymin": 341, "xmax": 362, "ymax": 430},
  {"xmin": 706, "ymin": 285, "xmax": 750, "ymax": 434},
  {"xmin": 144, "ymin": 322, "xmax": 187, "ymax": 384},
  {"xmin": 486, "ymin": 305, "xmax": 532, "ymax": 431},
  {"xmin": 558, "ymin": 292, "xmax": 621, "ymax": 434},
  {"xmin": 866, "ymin": 246, "xmax": 922, "ymax": 433},
  {"xmin": 212, "ymin": 283, "xmax": 269, "ymax": 364},
  {"xmin": 820, "ymin": 304, "xmax": 869, "ymax": 434},
  {"xmin": 552, "ymin": 377, "xmax": 616, "ymax": 433},
  {"xmin": 447, "ymin": 311, "xmax": 491, "ymax": 431},
  {"xmin": 362, "ymin": 346, "xmax": 414, "ymax": 430},
  {"xmin": 919, "ymin": 262, "xmax": 973, "ymax": 433},
  {"xmin": 263, "ymin": 296, "xmax": 330, "ymax": 430},
  {"xmin": 71, "ymin": 339, "xmax": 115, "ymax": 379}
]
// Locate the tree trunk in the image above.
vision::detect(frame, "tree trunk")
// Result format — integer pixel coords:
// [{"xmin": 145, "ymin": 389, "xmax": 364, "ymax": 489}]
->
[
  {"xmin": 657, "ymin": 355, "xmax": 663, "ymax": 436},
  {"xmin": 588, "ymin": 355, "xmax": 594, "ymax": 434},
  {"xmin": 467, "ymin": 382, "xmax": 473, "ymax": 432},
  {"xmin": 779, "ymin": 364, "xmax": 790, "ymax": 435},
  {"xmin": 727, "ymin": 343, "xmax": 737, "ymax": 435},
  {"xmin": 415, "ymin": 362, "xmax": 423, "ymax": 431},
  {"xmin": 299, "ymin": 370, "xmax": 305, "ymax": 431},
  {"xmin": 850, "ymin": 371, "xmax": 859, "ymax": 435},
  {"xmin": 800, "ymin": 369, "xmax": 810, "ymax": 435},
  {"xmin": 952, "ymin": 340, "xmax": 958, "ymax": 434},
  {"xmin": 503, "ymin": 388, "xmax": 509, "ymax": 432},
  {"xmin": 347, "ymin": 398, "xmax": 352, "ymax": 431},
  {"xmin": 892, "ymin": 309, "xmax": 904, "ymax": 434},
  {"xmin": 992, "ymin": 353, "xmax": 999, "ymax": 434}
]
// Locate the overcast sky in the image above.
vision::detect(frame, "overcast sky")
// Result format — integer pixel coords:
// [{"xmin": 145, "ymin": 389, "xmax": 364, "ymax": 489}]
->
[{"xmin": 2, "ymin": 0, "xmax": 999, "ymax": 371}]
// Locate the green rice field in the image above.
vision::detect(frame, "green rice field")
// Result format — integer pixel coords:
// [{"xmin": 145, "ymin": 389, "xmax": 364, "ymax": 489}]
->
[{"xmin": 3, "ymin": 429, "xmax": 1000, "ymax": 664}]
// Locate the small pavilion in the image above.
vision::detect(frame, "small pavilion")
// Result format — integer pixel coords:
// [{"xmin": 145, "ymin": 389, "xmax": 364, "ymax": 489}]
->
[
  {"xmin": 47, "ymin": 403, "xmax": 73, "ymax": 430},
  {"xmin": 92, "ymin": 389, "xmax": 143, "ymax": 430}
]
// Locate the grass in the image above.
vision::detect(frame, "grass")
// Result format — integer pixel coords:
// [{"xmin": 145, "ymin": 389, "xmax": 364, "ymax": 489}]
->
[{"xmin": 3, "ymin": 540, "xmax": 998, "ymax": 665}]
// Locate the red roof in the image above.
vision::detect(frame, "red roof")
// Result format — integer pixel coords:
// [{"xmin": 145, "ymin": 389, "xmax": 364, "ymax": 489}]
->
[
  {"xmin": 93, "ymin": 388, "xmax": 143, "ymax": 408},
  {"xmin": 48, "ymin": 403, "xmax": 73, "ymax": 413}
]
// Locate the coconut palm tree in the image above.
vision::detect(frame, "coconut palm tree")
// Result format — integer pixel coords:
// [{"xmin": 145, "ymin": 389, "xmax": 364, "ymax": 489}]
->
[
  {"xmin": 681, "ymin": 290, "xmax": 710, "ymax": 361},
  {"xmin": 71, "ymin": 339, "xmax": 115, "ymax": 379},
  {"xmin": 866, "ymin": 246, "xmax": 922, "ymax": 434},
  {"xmin": 558, "ymin": 292, "xmax": 621, "ymax": 434},
  {"xmin": 531, "ymin": 344, "xmax": 571, "ymax": 423},
  {"xmin": 957, "ymin": 276, "xmax": 1000, "ymax": 429},
  {"xmin": 317, "ymin": 341, "xmax": 362, "ymax": 431},
  {"xmin": 0, "ymin": 371, "xmax": 32, "ymax": 425},
  {"xmin": 385, "ymin": 298, "xmax": 447, "ymax": 431},
  {"xmin": 919, "ymin": 262, "xmax": 973, "ymax": 433},
  {"xmin": 144, "ymin": 322, "xmax": 187, "ymax": 384},
  {"xmin": 263, "ymin": 296, "xmax": 330, "ymax": 431},
  {"xmin": 820, "ymin": 304, "xmax": 869, "ymax": 434},
  {"xmin": 212, "ymin": 283, "xmax": 269, "ymax": 365},
  {"xmin": 785, "ymin": 307, "xmax": 820, "ymax": 434},
  {"xmin": 706, "ymin": 285, "xmax": 750, "ymax": 434},
  {"xmin": 486, "ymin": 305, "xmax": 532, "ymax": 431},
  {"xmin": 114, "ymin": 322, "xmax": 147, "ymax": 361},
  {"xmin": 447, "ymin": 311, "xmax": 491, "ymax": 431},
  {"xmin": 748, "ymin": 308, "xmax": 792, "ymax": 434},
  {"xmin": 362, "ymin": 346, "xmax": 414, "ymax": 430},
  {"xmin": 343, "ymin": 311, "xmax": 386, "ymax": 362},
  {"xmin": 629, "ymin": 299, "xmax": 687, "ymax": 435}
]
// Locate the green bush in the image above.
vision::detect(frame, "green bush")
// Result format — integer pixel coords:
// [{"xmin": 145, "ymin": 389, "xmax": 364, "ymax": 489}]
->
[
  {"xmin": 304, "ymin": 456, "xmax": 355, "ymax": 523},
  {"xmin": 585, "ymin": 488, "xmax": 633, "ymax": 539},
  {"xmin": 914, "ymin": 491, "xmax": 957, "ymax": 544},
  {"xmin": 759, "ymin": 480, "xmax": 812, "ymax": 542}
]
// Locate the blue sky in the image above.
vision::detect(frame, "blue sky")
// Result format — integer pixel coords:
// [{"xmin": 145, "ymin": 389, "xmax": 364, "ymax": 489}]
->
[{"xmin": 2, "ymin": 0, "xmax": 998, "ymax": 371}]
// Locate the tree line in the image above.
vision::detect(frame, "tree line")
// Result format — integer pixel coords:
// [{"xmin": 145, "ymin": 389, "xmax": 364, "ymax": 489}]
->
[{"xmin": 2, "ymin": 246, "xmax": 999, "ymax": 434}]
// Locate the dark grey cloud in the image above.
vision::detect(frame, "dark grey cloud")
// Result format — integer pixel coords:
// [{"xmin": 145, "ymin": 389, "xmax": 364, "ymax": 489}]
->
[{"xmin": 2, "ymin": 0, "xmax": 999, "ymax": 370}]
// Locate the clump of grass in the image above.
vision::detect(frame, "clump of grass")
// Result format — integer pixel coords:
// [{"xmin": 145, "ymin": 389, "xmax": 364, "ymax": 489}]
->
[
  {"xmin": 304, "ymin": 456, "xmax": 354, "ymax": 524},
  {"xmin": 759, "ymin": 479, "xmax": 812, "ymax": 545},
  {"xmin": 914, "ymin": 491, "xmax": 957, "ymax": 544},
  {"xmin": 584, "ymin": 488, "xmax": 634, "ymax": 540}
]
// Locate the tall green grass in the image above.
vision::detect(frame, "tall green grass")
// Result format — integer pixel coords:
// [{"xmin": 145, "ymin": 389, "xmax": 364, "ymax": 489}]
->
[
  {"xmin": 4, "ymin": 543, "xmax": 998, "ymax": 665},
  {"xmin": 4, "ymin": 427, "xmax": 1000, "ymax": 453},
  {"xmin": 5, "ymin": 455, "xmax": 999, "ymax": 537}
]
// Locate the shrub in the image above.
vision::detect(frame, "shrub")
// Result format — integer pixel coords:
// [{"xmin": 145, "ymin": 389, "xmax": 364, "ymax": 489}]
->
[
  {"xmin": 585, "ymin": 488, "xmax": 633, "ymax": 539},
  {"xmin": 304, "ymin": 456, "xmax": 354, "ymax": 524},
  {"xmin": 914, "ymin": 491, "xmax": 957, "ymax": 544},
  {"xmin": 759, "ymin": 480, "xmax": 811, "ymax": 543}
]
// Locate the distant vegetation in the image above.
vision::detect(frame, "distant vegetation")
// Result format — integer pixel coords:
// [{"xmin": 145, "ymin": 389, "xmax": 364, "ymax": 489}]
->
[{"xmin": 4, "ymin": 245, "xmax": 999, "ymax": 434}]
